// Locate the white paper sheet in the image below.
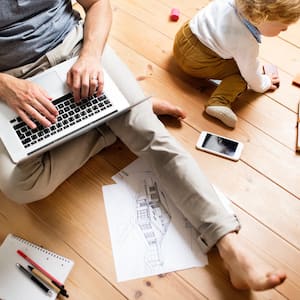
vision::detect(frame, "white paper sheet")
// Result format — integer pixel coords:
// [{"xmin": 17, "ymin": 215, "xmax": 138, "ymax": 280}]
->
[{"xmin": 103, "ymin": 158, "xmax": 209, "ymax": 282}]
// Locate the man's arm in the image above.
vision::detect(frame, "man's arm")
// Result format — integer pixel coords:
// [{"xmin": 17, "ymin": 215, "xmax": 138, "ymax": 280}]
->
[
  {"xmin": 0, "ymin": 0, "xmax": 111, "ymax": 128},
  {"xmin": 67, "ymin": 0, "xmax": 112, "ymax": 101}
]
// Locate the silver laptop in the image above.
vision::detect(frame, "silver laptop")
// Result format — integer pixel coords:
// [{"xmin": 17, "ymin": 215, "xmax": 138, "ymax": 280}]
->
[{"xmin": 0, "ymin": 57, "xmax": 147, "ymax": 163}]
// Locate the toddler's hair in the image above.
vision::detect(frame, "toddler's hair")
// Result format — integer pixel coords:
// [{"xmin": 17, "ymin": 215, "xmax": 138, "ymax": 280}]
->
[{"xmin": 235, "ymin": 0, "xmax": 300, "ymax": 24}]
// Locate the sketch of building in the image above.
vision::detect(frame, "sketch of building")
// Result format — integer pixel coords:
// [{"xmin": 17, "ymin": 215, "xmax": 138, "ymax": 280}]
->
[{"xmin": 135, "ymin": 176, "xmax": 171, "ymax": 269}]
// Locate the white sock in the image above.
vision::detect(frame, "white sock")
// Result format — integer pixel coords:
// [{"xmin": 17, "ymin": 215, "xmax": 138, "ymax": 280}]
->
[{"xmin": 205, "ymin": 106, "xmax": 237, "ymax": 128}]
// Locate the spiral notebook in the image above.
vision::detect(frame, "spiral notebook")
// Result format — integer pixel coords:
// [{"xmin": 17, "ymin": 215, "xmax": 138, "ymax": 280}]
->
[{"xmin": 0, "ymin": 234, "xmax": 74, "ymax": 300}]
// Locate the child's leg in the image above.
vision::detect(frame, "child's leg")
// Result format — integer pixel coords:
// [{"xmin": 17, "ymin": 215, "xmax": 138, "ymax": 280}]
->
[
  {"xmin": 206, "ymin": 74, "xmax": 247, "ymax": 127},
  {"xmin": 173, "ymin": 22, "xmax": 247, "ymax": 127}
]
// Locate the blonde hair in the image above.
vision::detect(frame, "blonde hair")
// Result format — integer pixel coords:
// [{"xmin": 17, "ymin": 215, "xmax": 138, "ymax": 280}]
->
[{"xmin": 235, "ymin": 0, "xmax": 300, "ymax": 25}]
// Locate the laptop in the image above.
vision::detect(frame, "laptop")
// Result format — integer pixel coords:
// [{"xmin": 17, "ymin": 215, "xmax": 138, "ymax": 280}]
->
[{"xmin": 0, "ymin": 57, "xmax": 148, "ymax": 163}]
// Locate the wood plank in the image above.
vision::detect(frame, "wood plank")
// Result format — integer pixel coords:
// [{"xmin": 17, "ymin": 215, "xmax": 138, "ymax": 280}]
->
[
  {"xmin": 279, "ymin": 19, "xmax": 300, "ymax": 48},
  {"xmin": 261, "ymin": 36, "xmax": 300, "ymax": 77}
]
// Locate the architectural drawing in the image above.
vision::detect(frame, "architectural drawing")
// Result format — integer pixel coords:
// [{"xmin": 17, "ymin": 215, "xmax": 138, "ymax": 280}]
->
[
  {"xmin": 104, "ymin": 158, "xmax": 209, "ymax": 282},
  {"xmin": 135, "ymin": 177, "xmax": 171, "ymax": 269}
]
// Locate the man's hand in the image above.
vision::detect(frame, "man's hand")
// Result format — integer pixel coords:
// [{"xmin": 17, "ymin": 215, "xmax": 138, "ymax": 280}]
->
[
  {"xmin": 66, "ymin": 55, "xmax": 104, "ymax": 102},
  {"xmin": 0, "ymin": 74, "xmax": 58, "ymax": 129},
  {"xmin": 68, "ymin": 0, "xmax": 112, "ymax": 102}
]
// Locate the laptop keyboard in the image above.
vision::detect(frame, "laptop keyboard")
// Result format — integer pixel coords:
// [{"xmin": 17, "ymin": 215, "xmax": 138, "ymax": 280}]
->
[{"xmin": 10, "ymin": 92, "xmax": 114, "ymax": 149}]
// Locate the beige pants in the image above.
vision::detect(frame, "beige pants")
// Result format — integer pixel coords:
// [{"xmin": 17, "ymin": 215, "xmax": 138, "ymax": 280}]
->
[
  {"xmin": 0, "ymin": 22, "xmax": 240, "ymax": 253},
  {"xmin": 173, "ymin": 22, "xmax": 247, "ymax": 107}
]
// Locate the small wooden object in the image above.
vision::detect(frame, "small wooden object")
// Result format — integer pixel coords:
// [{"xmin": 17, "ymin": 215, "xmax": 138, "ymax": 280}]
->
[
  {"xmin": 292, "ymin": 73, "xmax": 300, "ymax": 87},
  {"xmin": 263, "ymin": 63, "xmax": 280, "ymax": 87},
  {"xmin": 263, "ymin": 63, "xmax": 278, "ymax": 77},
  {"xmin": 296, "ymin": 102, "xmax": 300, "ymax": 151}
]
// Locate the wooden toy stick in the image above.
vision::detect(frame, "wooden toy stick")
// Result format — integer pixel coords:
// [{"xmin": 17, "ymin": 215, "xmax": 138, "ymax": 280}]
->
[
  {"xmin": 292, "ymin": 73, "xmax": 300, "ymax": 87},
  {"xmin": 263, "ymin": 63, "xmax": 278, "ymax": 76},
  {"xmin": 296, "ymin": 102, "xmax": 300, "ymax": 152}
]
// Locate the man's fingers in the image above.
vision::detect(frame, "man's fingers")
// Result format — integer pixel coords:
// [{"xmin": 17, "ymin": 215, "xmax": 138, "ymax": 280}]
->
[
  {"xmin": 89, "ymin": 76, "xmax": 98, "ymax": 96},
  {"xmin": 23, "ymin": 103, "xmax": 52, "ymax": 128},
  {"xmin": 17, "ymin": 109, "xmax": 37, "ymax": 129},
  {"xmin": 31, "ymin": 100, "xmax": 57, "ymax": 123},
  {"xmin": 67, "ymin": 69, "xmax": 81, "ymax": 102},
  {"xmin": 67, "ymin": 60, "xmax": 104, "ymax": 100}
]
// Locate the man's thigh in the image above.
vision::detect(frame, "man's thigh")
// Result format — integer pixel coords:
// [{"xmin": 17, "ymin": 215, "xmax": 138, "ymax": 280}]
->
[{"xmin": 102, "ymin": 45, "xmax": 147, "ymax": 104}]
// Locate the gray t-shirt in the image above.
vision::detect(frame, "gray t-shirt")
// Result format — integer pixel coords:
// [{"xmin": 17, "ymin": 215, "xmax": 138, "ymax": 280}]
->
[{"xmin": 0, "ymin": 0, "xmax": 81, "ymax": 71}]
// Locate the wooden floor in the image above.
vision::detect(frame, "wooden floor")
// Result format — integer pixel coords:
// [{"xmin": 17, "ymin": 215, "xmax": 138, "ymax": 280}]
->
[{"xmin": 1, "ymin": 0, "xmax": 300, "ymax": 299}]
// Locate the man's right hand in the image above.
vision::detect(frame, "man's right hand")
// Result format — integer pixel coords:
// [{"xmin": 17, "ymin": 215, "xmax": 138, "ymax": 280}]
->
[{"xmin": 0, "ymin": 73, "xmax": 58, "ymax": 129}]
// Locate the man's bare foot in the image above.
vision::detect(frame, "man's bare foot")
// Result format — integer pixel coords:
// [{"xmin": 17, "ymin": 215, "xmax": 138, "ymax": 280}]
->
[
  {"xmin": 152, "ymin": 97, "xmax": 187, "ymax": 119},
  {"xmin": 217, "ymin": 233, "xmax": 286, "ymax": 291}
]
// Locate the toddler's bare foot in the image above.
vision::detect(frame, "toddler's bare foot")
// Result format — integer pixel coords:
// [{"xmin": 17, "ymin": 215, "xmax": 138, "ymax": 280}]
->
[
  {"xmin": 152, "ymin": 97, "xmax": 186, "ymax": 119},
  {"xmin": 217, "ymin": 233, "xmax": 286, "ymax": 291}
]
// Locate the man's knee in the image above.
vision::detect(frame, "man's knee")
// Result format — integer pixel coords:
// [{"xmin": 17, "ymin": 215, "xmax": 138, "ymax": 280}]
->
[
  {"xmin": 2, "ymin": 189, "xmax": 47, "ymax": 204},
  {"xmin": 1, "ymin": 181, "xmax": 50, "ymax": 204}
]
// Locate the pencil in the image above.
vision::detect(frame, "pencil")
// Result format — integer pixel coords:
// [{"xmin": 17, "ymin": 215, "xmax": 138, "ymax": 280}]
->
[
  {"xmin": 28, "ymin": 266, "xmax": 69, "ymax": 298},
  {"xmin": 16, "ymin": 263, "xmax": 53, "ymax": 296},
  {"xmin": 28, "ymin": 266, "xmax": 61, "ymax": 294}
]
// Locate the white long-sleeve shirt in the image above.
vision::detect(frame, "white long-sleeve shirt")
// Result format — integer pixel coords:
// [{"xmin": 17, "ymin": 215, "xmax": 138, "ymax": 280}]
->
[{"xmin": 189, "ymin": 0, "xmax": 271, "ymax": 92}]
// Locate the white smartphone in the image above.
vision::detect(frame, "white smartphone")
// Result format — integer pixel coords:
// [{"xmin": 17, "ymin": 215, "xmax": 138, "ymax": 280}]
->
[{"xmin": 196, "ymin": 131, "xmax": 243, "ymax": 161}]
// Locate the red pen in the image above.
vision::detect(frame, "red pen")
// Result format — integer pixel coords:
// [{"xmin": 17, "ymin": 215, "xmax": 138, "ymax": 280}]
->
[{"xmin": 17, "ymin": 249, "xmax": 64, "ymax": 287}]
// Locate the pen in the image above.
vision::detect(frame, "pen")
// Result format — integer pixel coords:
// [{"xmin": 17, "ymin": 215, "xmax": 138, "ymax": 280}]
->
[
  {"xmin": 28, "ymin": 266, "xmax": 60, "ymax": 293},
  {"xmin": 16, "ymin": 263, "xmax": 53, "ymax": 296},
  {"xmin": 28, "ymin": 266, "xmax": 69, "ymax": 298},
  {"xmin": 17, "ymin": 249, "xmax": 64, "ymax": 288}
]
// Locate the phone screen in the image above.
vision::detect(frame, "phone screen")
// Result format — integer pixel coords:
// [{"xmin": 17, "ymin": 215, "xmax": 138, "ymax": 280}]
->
[{"xmin": 201, "ymin": 133, "xmax": 239, "ymax": 158}]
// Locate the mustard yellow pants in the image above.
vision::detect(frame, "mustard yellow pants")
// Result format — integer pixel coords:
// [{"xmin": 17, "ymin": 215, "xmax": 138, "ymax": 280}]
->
[{"xmin": 173, "ymin": 22, "xmax": 247, "ymax": 107}]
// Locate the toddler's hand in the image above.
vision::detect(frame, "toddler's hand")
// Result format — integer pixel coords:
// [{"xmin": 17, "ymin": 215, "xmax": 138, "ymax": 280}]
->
[
  {"xmin": 269, "ymin": 75, "xmax": 280, "ymax": 90},
  {"xmin": 263, "ymin": 64, "xmax": 280, "ymax": 90}
]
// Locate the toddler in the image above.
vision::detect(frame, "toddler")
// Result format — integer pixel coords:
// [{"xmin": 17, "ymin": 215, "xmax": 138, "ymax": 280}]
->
[{"xmin": 173, "ymin": 0, "xmax": 300, "ymax": 128}]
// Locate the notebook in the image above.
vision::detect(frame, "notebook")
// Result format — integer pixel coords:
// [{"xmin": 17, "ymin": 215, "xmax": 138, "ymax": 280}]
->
[
  {"xmin": 0, "ymin": 56, "xmax": 148, "ymax": 163},
  {"xmin": 0, "ymin": 234, "xmax": 74, "ymax": 300}
]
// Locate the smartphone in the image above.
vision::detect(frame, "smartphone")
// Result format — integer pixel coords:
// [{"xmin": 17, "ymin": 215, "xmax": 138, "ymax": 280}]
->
[{"xmin": 196, "ymin": 131, "xmax": 243, "ymax": 161}]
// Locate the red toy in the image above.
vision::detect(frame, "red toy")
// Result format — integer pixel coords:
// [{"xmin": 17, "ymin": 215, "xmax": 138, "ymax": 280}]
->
[{"xmin": 170, "ymin": 8, "xmax": 180, "ymax": 21}]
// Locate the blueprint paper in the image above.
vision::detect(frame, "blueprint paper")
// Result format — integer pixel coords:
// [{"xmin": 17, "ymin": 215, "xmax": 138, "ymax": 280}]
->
[{"xmin": 103, "ymin": 158, "xmax": 208, "ymax": 282}]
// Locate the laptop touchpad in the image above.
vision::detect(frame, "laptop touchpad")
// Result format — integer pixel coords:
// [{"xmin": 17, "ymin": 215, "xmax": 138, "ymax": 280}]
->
[{"xmin": 30, "ymin": 70, "xmax": 70, "ymax": 100}]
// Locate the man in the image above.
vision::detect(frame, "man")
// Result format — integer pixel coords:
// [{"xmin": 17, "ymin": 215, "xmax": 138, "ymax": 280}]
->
[{"xmin": 0, "ymin": 0, "xmax": 286, "ymax": 291}]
